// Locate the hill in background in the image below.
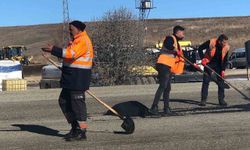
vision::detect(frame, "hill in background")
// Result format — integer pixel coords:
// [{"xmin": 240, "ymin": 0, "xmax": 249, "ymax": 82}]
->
[{"xmin": 0, "ymin": 16, "xmax": 249, "ymax": 64}]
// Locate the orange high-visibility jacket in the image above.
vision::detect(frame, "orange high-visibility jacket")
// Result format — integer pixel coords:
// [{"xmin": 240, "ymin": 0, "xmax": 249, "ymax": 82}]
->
[
  {"xmin": 157, "ymin": 35, "xmax": 184, "ymax": 74},
  {"xmin": 204, "ymin": 38, "xmax": 229, "ymax": 63},
  {"xmin": 63, "ymin": 31, "xmax": 94, "ymax": 69}
]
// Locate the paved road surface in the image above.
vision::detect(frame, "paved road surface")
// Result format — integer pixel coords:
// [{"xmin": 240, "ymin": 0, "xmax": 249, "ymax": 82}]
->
[{"xmin": 0, "ymin": 82, "xmax": 250, "ymax": 150}]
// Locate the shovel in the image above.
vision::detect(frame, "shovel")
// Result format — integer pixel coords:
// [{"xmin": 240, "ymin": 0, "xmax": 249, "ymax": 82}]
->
[
  {"xmin": 179, "ymin": 55, "xmax": 230, "ymax": 89},
  {"xmin": 204, "ymin": 64, "xmax": 250, "ymax": 100},
  {"xmin": 42, "ymin": 53, "xmax": 135, "ymax": 134},
  {"xmin": 86, "ymin": 90, "xmax": 135, "ymax": 134}
]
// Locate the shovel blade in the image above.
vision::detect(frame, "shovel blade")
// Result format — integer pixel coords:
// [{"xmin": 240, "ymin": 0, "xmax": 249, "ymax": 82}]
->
[{"xmin": 121, "ymin": 117, "xmax": 135, "ymax": 134}]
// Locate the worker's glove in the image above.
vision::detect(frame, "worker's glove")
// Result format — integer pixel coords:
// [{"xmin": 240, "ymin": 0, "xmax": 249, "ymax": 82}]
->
[
  {"xmin": 193, "ymin": 63, "xmax": 200, "ymax": 70},
  {"xmin": 201, "ymin": 58, "xmax": 209, "ymax": 66},
  {"xmin": 175, "ymin": 50, "xmax": 181, "ymax": 56},
  {"xmin": 221, "ymin": 70, "xmax": 225, "ymax": 78}
]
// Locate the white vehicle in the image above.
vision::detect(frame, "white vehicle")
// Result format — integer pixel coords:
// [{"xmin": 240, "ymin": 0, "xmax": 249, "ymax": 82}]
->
[
  {"xmin": 39, "ymin": 64, "xmax": 100, "ymax": 89},
  {"xmin": 39, "ymin": 64, "xmax": 61, "ymax": 89},
  {"xmin": 227, "ymin": 48, "xmax": 246, "ymax": 69}
]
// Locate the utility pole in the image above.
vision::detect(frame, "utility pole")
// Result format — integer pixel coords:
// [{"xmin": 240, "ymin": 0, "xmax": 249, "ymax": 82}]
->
[
  {"xmin": 135, "ymin": 0, "xmax": 155, "ymax": 48},
  {"xmin": 63, "ymin": 0, "xmax": 70, "ymax": 48},
  {"xmin": 136, "ymin": 0, "xmax": 154, "ymax": 21}
]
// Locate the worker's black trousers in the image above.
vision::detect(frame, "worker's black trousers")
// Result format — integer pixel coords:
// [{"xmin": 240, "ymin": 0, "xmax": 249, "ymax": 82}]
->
[
  {"xmin": 201, "ymin": 67, "xmax": 225, "ymax": 102},
  {"xmin": 59, "ymin": 88, "xmax": 87, "ymax": 123},
  {"xmin": 152, "ymin": 64, "xmax": 172, "ymax": 108}
]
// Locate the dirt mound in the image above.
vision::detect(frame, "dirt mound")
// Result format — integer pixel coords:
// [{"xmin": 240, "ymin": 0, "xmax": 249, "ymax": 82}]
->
[{"xmin": 0, "ymin": 16, "xmax": 249, "ymax": 64}]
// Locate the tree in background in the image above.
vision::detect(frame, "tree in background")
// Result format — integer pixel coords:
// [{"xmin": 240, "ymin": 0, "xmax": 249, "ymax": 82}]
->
[{"xmin": 91, "ymin": 7, "xmax": 152, "ymax": 86}]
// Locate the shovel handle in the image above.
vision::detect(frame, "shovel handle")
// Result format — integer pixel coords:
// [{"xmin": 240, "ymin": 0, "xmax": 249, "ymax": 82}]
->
[
  {"xmin": 204, "ymin": 64, "xmax": 249, "ymax": 99},
  {"xmin": 179, "ymin": 55, "xmax": 212, "ymax": 77},
  {"xmin": 42, "ymin": 54, "xmax": 124, "ymax": 116},
  {"xmin": 179, "ymin": 55, "xmax": 230, "ymax": 89},
  {"xmin": 86, "ymin": 90, "xmax": 122, "ymax": 118},
  {"xmin": 42, "ymin": 53, "xmax": 61, "ymax": 69},
  {"xmin": 179, "ymin": 55, "xmax": 203, "ymax": 71}
]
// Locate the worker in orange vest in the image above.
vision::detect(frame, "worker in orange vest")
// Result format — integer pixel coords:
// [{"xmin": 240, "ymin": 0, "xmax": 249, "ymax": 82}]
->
[
  {"xmin": 42, "ymin": 20, "xmax": 93, "ymax": 141},
  {"xmin": 149, "ymin": 25, "xmax": 185, "ymax": 116},
  {"xmin": 198, "ymin": 34, "xmax": 229, "ymax": 106}
]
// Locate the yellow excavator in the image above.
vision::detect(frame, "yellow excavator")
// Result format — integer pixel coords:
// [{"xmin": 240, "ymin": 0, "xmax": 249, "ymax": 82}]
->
[
  {"xmin": 1, "ymin": 45, "xmax": 33, "ymax": 65},
  {"xmin": 155, "ymin": 40, "xmax": 192, "ymax": 49}
]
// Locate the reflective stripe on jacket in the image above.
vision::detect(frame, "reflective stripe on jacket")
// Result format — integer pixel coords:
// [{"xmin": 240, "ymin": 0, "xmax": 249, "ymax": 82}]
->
[{"xmin": 62, "ymin": 31, "xmax": 94, "ymax": 69}]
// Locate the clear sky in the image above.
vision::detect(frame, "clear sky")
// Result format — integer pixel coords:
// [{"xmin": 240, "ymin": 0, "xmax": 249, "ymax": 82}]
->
[{"xmin": 0, "ymin": 0, "xmax": 250, "ymax": 27}]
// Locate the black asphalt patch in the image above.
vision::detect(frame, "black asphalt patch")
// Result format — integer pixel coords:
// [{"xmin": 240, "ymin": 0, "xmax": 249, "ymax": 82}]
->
[{"xmin": 105, "ymin": 101, "xmax": 151, "ymax": 118}]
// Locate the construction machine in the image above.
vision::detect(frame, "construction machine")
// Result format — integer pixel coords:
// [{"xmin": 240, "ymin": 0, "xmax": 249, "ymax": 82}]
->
[{"xmin": 1, "ymin": 45, "xmax": 33, "ymax": 65}]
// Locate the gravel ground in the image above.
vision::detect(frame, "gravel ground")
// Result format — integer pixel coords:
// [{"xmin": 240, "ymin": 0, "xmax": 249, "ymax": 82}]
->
[{"xmin": 0, "ymin": 81, "xmax": 250, "ymax": 150}]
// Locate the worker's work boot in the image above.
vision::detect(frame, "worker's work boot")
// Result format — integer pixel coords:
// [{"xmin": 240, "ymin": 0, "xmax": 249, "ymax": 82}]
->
[
  {"xmin": 219, "ymin": 100, "xmax": 227, "ymax": 106},
  {"xmin": 200, "ymin": 100, "xmax": 206, "ymax": 106},
  {"xmin": 64, "ymin": 128, "xmax": 75, "ymax": 140},
  {"xmin": 149, "ymin": 105, "xmax": 159, "ymax": 116},
  {"xmin": 163, "ymin": 107, "xmax": 173, "ymax": 116},
  {"xmin": 64, "ymin": 121, "xmax": 78, "ymax": 139},
  {"xmin": 64, "ymin": 128, "xmax": 87, "ymax": 141}
]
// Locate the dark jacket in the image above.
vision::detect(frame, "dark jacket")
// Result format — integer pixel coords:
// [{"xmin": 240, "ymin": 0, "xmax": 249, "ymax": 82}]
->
[
  {"xmin": 198, "ymin": 40, "xmax": 228, "ymax": 71},
  {"xmin": 161, "ymin": 35, "xmax": 181, "ymax": 55}
]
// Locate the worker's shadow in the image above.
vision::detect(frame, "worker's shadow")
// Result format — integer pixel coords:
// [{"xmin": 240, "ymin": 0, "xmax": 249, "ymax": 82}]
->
[
  {"xmin": 169, "ymin": 99, "xmax": 218, "ymax": 106},
  {"xmin": 9, "ymin": 124, "xmax": 64, "ymax": 137},
  {"xmin": 160, "ymin": 99, "xmax": 250, "ymax": 115},
  {"xmin": 174, "ymin": 103, "xmax": 250, "ymax": 115}
]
